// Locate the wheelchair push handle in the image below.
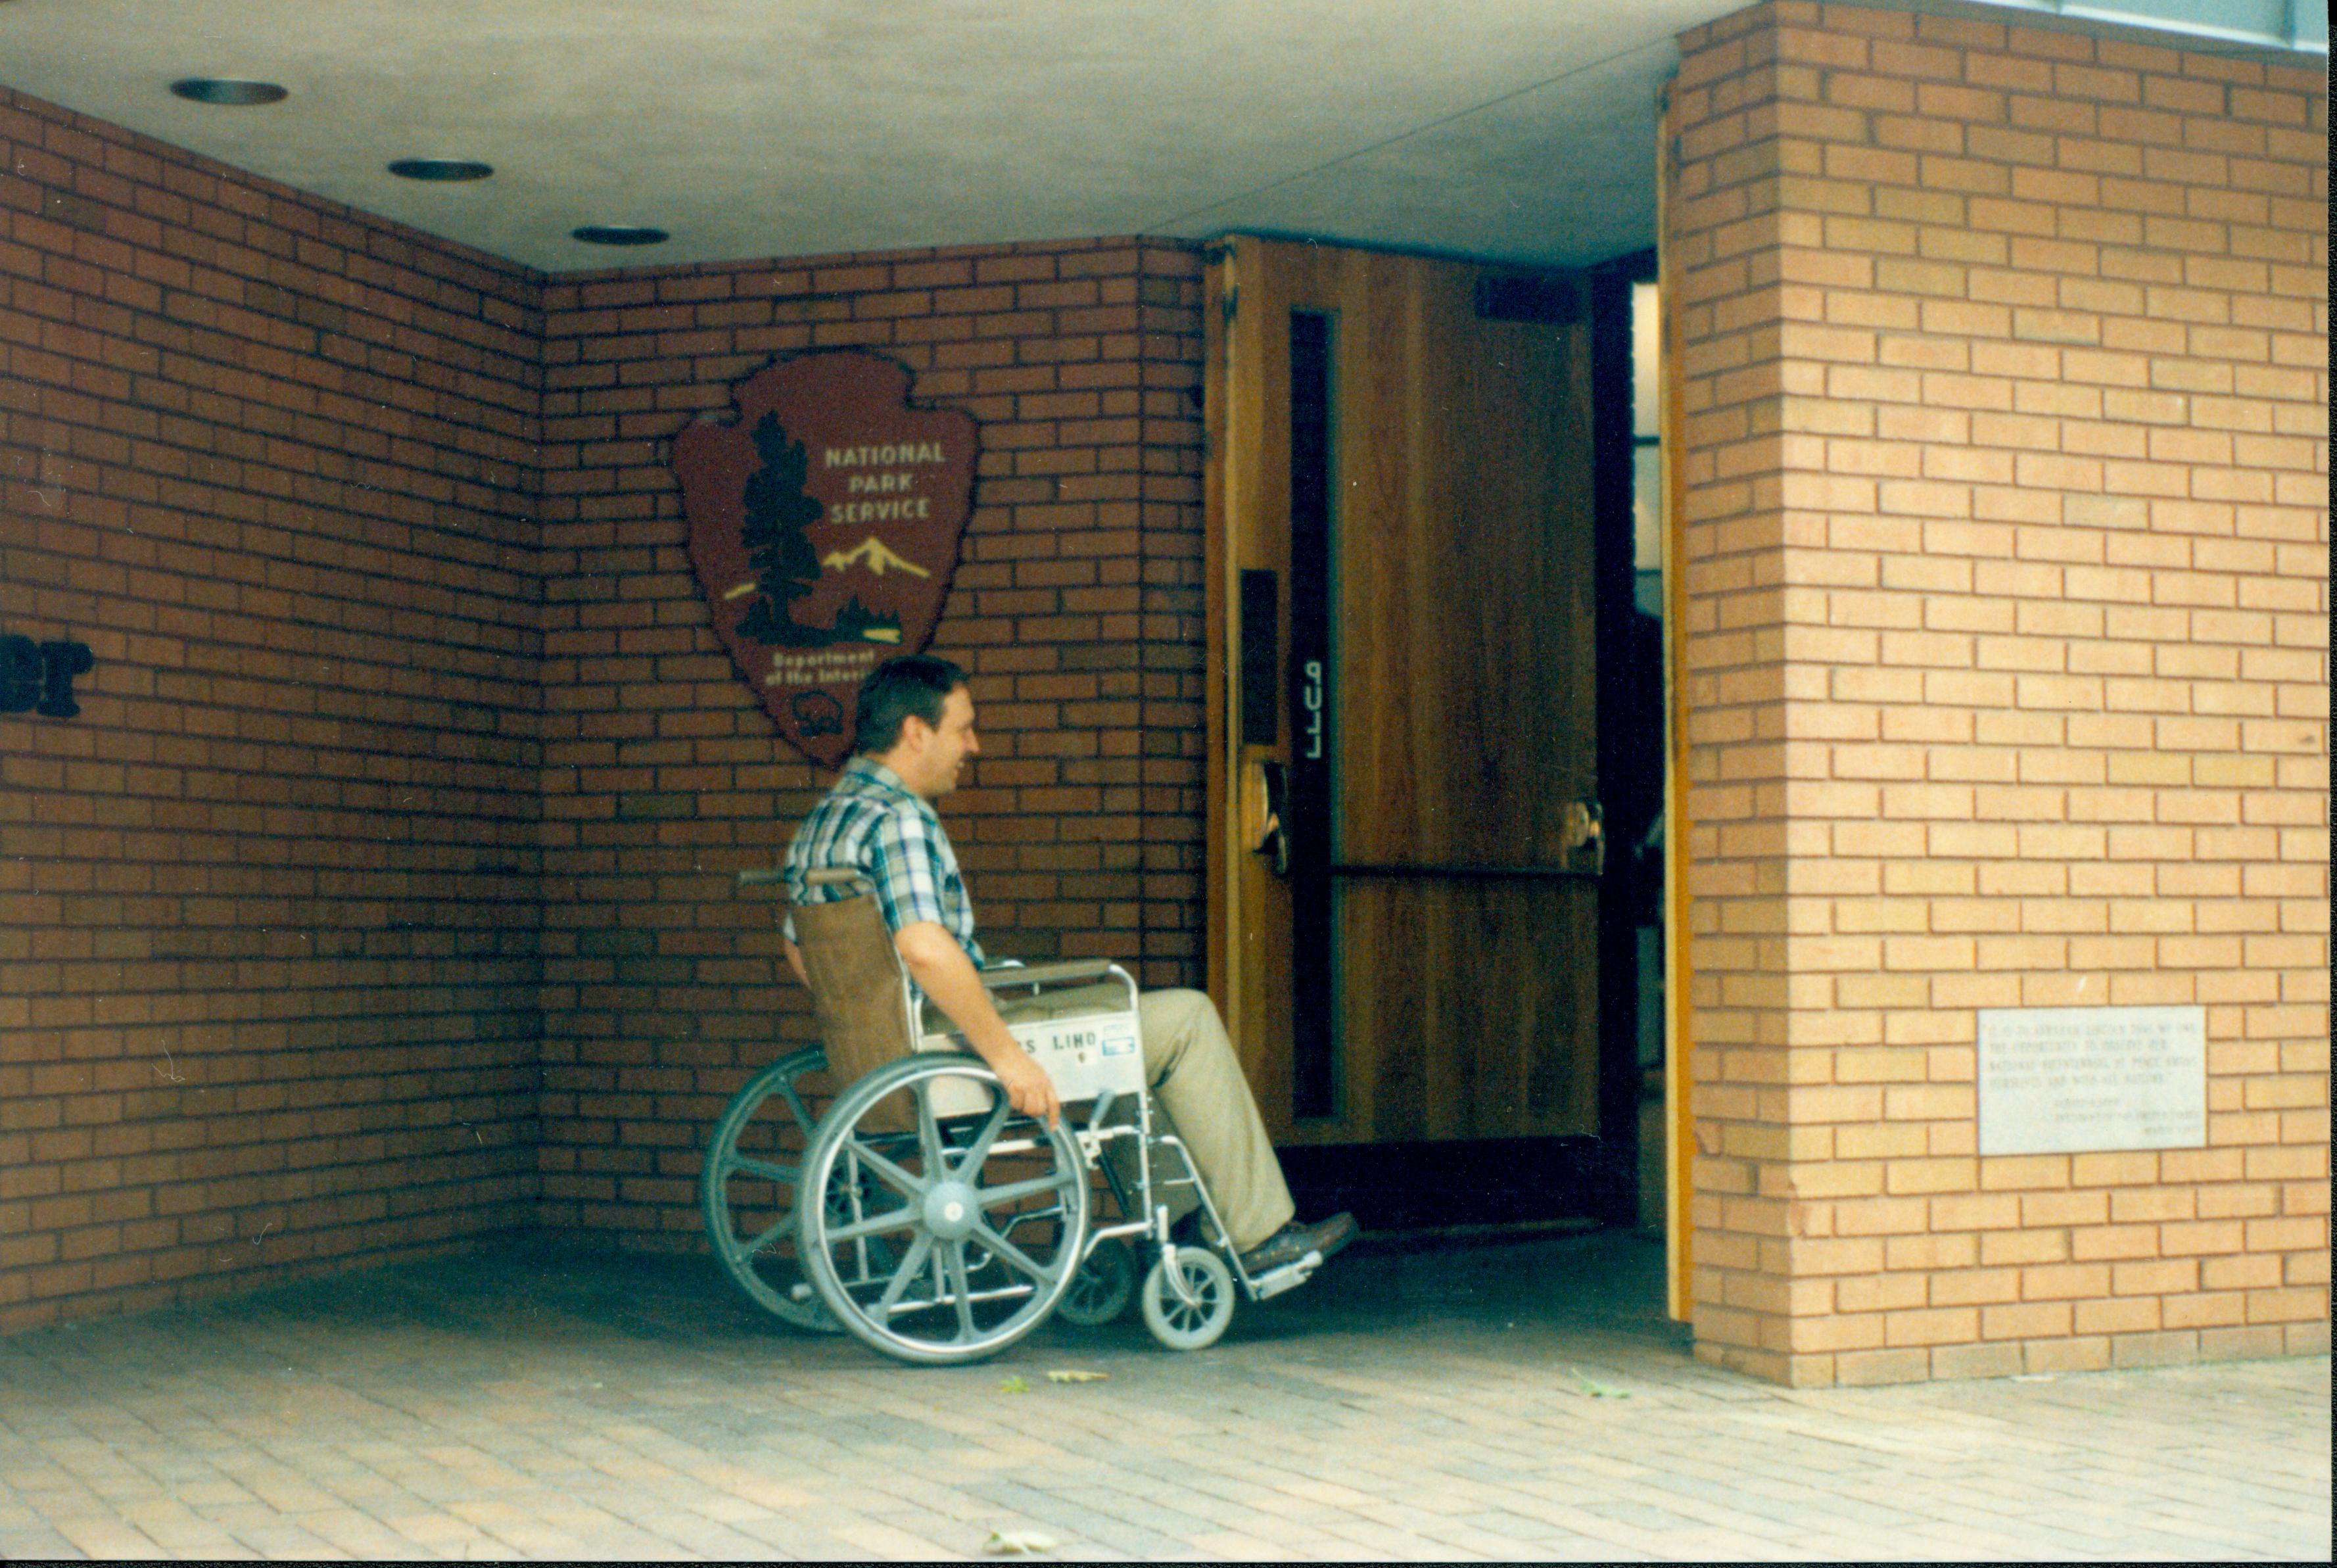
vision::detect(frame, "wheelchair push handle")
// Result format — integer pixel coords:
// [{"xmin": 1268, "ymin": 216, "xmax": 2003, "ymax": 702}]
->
[{"xmin": 734, "ymin": 866, "xmax": 866, "ymax": 890}]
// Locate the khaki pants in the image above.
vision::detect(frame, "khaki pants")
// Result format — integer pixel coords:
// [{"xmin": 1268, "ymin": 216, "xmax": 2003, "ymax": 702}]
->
[{"xmin": 973, "ymin": 984, "xmax": 1295, "ymax": 1250}]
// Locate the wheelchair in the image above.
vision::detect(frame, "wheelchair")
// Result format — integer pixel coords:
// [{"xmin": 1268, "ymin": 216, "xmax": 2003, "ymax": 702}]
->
[{"xmin": 701, "ymin": 867, "xmax": 1327, "ymax": 1364}]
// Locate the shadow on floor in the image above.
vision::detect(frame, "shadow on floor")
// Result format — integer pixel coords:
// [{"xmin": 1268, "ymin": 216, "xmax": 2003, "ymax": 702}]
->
[{"xmin": 174, "ymin": 1222, "xmax": 1690, "ymax": 1371}]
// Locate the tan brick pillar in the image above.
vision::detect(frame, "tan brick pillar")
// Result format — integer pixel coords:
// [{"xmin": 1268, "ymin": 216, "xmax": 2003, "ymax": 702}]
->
[{"xmin": 1666, "ymin": 1, "xmax": 2328, "ymax": 1385}]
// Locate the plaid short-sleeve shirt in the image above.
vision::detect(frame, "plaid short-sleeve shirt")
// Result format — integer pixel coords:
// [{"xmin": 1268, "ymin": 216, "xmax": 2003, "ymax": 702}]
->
[{"xmin": 782, "ymin": 757, "xmax": 987, "ymax": 972}]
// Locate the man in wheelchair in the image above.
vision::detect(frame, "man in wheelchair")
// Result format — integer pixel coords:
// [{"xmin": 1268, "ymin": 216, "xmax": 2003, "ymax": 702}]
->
[{"xmin": 782, "ymin": 654, "xmax": 1357, "ymax": 1280}]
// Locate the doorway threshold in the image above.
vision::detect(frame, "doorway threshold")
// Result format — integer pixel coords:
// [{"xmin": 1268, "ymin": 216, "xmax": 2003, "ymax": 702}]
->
[
  {"xmin": 1277, "ymin": 1134, "xmax": 1624, "ymax": 1232},
  {"xmin": 1350, "ymin": 1216, "xmax": 1603, "ymax": 1256}
]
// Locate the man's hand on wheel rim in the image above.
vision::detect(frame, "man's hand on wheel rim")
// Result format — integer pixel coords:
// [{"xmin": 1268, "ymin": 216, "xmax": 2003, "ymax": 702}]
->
[{"xmin": 989, "ymin": 1048, "xmax": 1060, "ymax": 1129}]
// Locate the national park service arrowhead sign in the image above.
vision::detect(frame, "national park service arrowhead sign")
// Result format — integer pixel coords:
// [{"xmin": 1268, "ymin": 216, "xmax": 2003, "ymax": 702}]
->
[{"xmin": 673, "ymin": 353, "xmax": 978, "ymax": 767}]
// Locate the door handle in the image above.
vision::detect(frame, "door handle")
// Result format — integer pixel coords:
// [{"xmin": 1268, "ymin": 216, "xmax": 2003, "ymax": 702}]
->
[
  {"xmin": 1563, "ymin": 799, "xmax": 1605, "ymax": 877},
  {"xmin": 1246, "ymin": 760, "xmax": 1290, "ymax": 878}
]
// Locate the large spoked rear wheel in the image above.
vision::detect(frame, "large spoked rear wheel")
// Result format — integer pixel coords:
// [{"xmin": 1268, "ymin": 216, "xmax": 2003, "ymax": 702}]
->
[
  {"xmin": 700, "ymin": 1047, "xmax": 842, "ymax": 1332},
  {"xmin": 799, "ymin": 1053, "xmax": 1089, "ymax": 1366}
]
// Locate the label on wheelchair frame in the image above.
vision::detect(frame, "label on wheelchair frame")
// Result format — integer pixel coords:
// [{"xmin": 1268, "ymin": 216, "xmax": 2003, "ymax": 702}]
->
[{"xmin": 1011, "ymin": 1014, "xmax": 1147, "ymax": 1103}]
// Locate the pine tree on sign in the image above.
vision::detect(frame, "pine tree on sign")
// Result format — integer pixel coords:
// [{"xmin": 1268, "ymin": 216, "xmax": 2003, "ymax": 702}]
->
[{"xmin": 736, "ymin": 412, "xmax": 832, "ymax": 646}]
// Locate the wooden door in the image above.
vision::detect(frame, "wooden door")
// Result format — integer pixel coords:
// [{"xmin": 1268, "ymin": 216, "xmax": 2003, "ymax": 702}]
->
[{"xmin": 1205, "ymin": 236, "xmax": 1603, "ymax": 1149}]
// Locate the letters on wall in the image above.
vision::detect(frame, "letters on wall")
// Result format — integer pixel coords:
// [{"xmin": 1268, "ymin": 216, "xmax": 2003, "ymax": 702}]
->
[{"xmin": 0, "ymin": 632, "xmax": 93, "ymax": 719}]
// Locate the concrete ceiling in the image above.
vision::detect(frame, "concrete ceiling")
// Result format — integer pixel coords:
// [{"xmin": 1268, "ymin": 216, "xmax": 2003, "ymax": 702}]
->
[
  {"xmin": 2, "ymin": 2, "xmax": 2311, "ymax": 275},
  {"xmin": 0, "ymin": 0, "xmax": 1749, "ymax": 273}
]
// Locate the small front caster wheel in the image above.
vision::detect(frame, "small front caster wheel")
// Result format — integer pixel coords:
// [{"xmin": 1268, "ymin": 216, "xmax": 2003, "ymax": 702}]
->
[
  {"xmin": 1141, "ymin": 1245, "xmax": 1235, "ymax": 1351},
  {"xmin": 1057, "ymin": 1237, "xmax": 1137, "ymax": 1327}
]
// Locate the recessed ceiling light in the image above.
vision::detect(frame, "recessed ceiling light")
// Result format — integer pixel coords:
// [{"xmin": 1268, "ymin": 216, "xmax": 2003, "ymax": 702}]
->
[
  {"xmin": 572, "ymin": 225, "xmax": 669, "ymax": 247},
  {"xmin": 389, "ymin": 158, "xmax": 494, "ymax": 183},
  {"xmin": 170, "ymin": 78, "xmax": 288, "ymax": 106}
]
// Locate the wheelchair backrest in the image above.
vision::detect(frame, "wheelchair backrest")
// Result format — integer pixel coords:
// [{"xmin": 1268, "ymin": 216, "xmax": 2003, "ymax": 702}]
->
[{"xmin": 791, "ymin": 883, "xmax": 920, "ymax": 1097}]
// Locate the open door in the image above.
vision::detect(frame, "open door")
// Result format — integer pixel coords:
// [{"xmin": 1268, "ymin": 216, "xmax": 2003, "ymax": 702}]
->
[{"xmin": 1204, "ymin": 237, "xmax": 1605, "ymax": 1200}]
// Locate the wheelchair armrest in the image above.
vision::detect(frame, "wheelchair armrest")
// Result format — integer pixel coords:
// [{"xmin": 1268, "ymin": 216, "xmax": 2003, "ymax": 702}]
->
[{"xmin": 979, "ymin": 959, "xmax": 1123, "ymax": 991}]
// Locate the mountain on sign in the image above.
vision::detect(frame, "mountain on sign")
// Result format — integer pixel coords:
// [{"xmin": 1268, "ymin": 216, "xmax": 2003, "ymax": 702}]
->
[{"xmin": 822, "ymin": 536, "xmax": 930, "ymax": 578}]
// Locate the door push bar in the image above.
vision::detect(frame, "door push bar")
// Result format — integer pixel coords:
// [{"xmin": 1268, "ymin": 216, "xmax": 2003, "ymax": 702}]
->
[
  {"xmin": 1251, "ymin": 792, "xmax": 1607, "ymax": 882},
  {"xmin": 1329, "ymin": 861, "xmax": 1601, "ymax": 882}
]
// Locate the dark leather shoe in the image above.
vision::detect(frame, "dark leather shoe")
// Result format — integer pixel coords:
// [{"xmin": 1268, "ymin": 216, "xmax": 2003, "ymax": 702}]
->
[{"xmin": 1239, "ymin": 1212, "xmax": 1357, "ymax": 1274}]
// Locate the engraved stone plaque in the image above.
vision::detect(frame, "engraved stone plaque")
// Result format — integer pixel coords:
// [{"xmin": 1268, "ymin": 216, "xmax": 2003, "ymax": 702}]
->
[{"xmin": 1977, "ymin": 1005, "xmax": 2206, "ymax": 1156}]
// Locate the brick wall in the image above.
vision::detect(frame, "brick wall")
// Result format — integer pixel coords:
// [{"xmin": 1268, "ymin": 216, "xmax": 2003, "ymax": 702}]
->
[
  {"xmin": 8, "ymin": 3, "xmax": 2328, "ymax": 1383},
  {"xmin": 532, "ymin": 241, "xmax": 1209, "ymax": 1247},
  {"xmin": 1667, "ymin": 1, "xmax": 2328, "ymax": 1385},
  {"xmin": 0, "ymin": 89, "xmax": 545, "ymax": 1331}
]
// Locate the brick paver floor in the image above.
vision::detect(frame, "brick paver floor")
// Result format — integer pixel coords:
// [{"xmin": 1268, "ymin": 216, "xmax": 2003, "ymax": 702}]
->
[{"xmin": 0, "ymin": 1228, "xmax": 2325, "ymax": 1560}]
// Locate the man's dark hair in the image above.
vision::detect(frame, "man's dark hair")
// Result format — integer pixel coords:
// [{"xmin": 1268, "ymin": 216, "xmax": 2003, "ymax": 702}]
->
[{"xmin": 853, "ymin": 655, "xmax": 967, "ymax": 755}]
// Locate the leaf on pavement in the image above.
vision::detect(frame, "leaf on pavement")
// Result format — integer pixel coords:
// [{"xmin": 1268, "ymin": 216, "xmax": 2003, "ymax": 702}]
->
[
  {"xmin": 1045, "ymin": 1369, "xmax": 1108, "ymax": 1384},
  {"xmin": 1570, "ymin": 1367, "xmax": 1630, "ymax": 1399},
  {"xmin": 983, "ymin": 1528, "xmax": 1059, "ymax": 1554},
  {"xmin": 997, "ymin": 1375, "xmax": 1030, "ymax": 1394}
]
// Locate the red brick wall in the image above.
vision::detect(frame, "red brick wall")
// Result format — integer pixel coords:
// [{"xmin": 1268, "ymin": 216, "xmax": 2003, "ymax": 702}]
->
[
  {"xmin": 532, "ymin": 241, "xmax": 1208, "ymax": 1246},
  {"xmin": 9, "ymin": 5, "xmax": 2326, "ymax": 1389},
  {"xmin": 1667, "ymin": 2, "xmax": 2328, "ymax": 1385},
  {"xmin": 0, "ymin": 89, "xmax": 545, "ymax": 1330}
]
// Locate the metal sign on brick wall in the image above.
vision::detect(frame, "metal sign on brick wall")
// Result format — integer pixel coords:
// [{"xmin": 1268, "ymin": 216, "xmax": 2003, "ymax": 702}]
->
[
  {"xmin": 1977, "ymin": 1005, "xmax": 2207, "ymax": 1156},
  {"xmin": 671, "ymin": 351, "xmax": 977, "ymax": 768}
]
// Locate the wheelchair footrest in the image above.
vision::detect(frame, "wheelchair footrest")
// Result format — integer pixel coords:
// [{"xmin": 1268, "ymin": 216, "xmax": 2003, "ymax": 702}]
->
[{"xmin": 1246, "ymin": 1254, "xmax": 1319, "ymax": 1301}]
